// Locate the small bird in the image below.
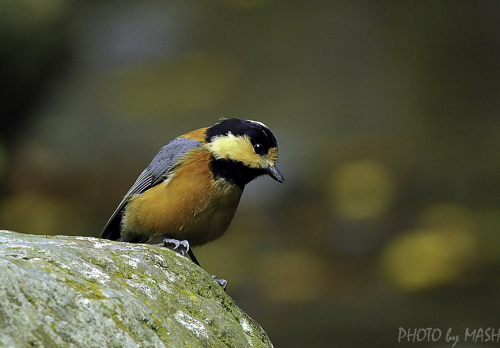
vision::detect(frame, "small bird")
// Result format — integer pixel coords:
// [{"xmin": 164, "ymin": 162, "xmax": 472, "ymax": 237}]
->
[{"xmin": 101, "ymin": 118, "xmax": 284, "ymax": 285}]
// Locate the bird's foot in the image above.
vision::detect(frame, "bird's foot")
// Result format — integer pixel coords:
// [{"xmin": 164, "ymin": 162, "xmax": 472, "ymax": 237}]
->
[
  {"xmin": 158, "ymin": 240, "xmax": 226, "ymax": 291},
  {"xmin": 211, "ymin": 275, "xmax": 227, "ymax": 291},
  {"xmin": 160, "ymin": 238, "xmax": 190, "ymax": 256}
]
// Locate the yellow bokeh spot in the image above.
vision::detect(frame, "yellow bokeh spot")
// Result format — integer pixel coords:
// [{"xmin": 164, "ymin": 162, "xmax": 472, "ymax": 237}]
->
[
  {"xmin": 380, "ymin": 203, "xmax": 476, "ymax": 291},
  {"xmin": 329, "ymin": 159, "xmax": 395, "ymax": 220}
]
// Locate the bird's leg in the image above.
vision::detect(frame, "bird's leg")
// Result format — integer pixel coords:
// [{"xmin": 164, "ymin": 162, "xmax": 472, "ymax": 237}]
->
[
  {"xmin": 160, "ymin": 238, "xmax": 190, "ymax": 256},
  {"xmin": 188, "ymin": 249, "xmax": 227, "ymax": 291},
  {"xmin": 187, "ymin": 249, "xmax": 200, "ymax": 266},
  {"xmin": 187, "ymin": 249, "xmax": 227, "ymax": 290},
  {"xmin": 160, "ymin": 239, "xmax": 228, "ymax": 291}
]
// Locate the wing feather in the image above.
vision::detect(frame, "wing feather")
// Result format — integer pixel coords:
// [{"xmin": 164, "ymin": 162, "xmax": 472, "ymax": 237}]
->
[{"xmin": 100, "ymin": 137, "xmax": 203, "ymax": 240}]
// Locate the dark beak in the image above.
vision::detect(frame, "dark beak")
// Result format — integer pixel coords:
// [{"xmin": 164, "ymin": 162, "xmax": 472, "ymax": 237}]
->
[{"xmin": 265, "ymin": 165, "xmax": 284, "ymax": 183}]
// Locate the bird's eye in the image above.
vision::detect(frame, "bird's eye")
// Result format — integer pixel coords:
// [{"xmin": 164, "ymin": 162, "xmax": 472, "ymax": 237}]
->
[{"xmin": 254, "ymin": 143, "xmax": 265, "ymax": 155}]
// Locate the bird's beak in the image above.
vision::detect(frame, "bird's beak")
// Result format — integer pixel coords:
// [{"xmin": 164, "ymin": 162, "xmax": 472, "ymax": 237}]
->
[{"xmin": 265, "ymin": 165, "xmax": 284, "ymax": 183}]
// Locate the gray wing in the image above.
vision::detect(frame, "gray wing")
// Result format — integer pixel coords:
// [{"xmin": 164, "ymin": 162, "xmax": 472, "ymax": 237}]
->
[{"xmin": 100, "ymin": 137, "xmax": 203, "ymax": 240}]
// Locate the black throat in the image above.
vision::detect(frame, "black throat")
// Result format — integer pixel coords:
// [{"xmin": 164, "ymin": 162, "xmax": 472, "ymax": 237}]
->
[{"xmin": 210, "ymin": 157, "xmax": 264, "ymax": 188}]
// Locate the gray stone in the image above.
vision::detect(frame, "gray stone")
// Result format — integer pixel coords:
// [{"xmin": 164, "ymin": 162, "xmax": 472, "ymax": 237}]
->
[{"xmin": 0, "ymin": 231, "xmax": 273, "ymax": 348}]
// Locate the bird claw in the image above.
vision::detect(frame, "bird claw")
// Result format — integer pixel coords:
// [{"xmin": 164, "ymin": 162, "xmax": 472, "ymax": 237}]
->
[
  {"xmin": 158, "ymin": 240, "xmax": 227, "ymax": 291},
  {"xmin": 211, "ymin": 275, "xmax": 227, "ymax": 291},
  {"xmin": 161, "ymin": 238, "xmax": 190, "ymax": 256}
]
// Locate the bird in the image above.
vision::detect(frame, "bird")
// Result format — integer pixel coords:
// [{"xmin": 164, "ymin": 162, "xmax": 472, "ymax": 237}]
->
[{"xmin": 100, "ymin": 118, "xmax": 284, "ymax": 286}]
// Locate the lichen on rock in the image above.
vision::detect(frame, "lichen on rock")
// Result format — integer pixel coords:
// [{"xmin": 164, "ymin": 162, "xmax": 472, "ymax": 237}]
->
[{"xmin": 0, "ymin": 230, "xmax": 273, "ymax": 348}]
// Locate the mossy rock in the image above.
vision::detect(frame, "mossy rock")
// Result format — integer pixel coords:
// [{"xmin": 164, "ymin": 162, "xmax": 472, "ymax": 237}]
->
[{"xmin": 0, "ymin": 231, "xmax": 273, "ymax": 348}]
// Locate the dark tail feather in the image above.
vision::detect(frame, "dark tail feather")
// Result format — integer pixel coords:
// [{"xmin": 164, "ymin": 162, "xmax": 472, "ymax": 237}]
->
[{"xmin": 100, "ymin": 213, "xmax": 123, "ymax": 240}]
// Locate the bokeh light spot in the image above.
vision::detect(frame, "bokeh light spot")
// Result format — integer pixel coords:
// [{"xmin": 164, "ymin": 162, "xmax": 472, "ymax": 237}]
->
[
  {"xmin": 329, "ymin": 159, "xmax": 396, "ymax": 220},
  {"xmin": 380, "ymin": 203, "xmax": 476, "ymax": 291}
]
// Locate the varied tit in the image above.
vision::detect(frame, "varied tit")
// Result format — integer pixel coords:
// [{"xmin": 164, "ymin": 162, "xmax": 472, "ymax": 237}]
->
[{"xmin": 100, "ymin": 118, "xmax": 284, "ymax": 282}]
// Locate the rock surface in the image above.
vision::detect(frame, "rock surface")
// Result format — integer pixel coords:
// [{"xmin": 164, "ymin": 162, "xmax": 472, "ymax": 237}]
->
[{"xmin": 0, "ymin": 231, "xmax": 273, "ymax": 348}]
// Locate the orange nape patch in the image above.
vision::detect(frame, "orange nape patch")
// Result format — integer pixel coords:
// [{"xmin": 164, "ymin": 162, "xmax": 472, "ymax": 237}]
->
[
  {"xmin": 179, "ymin": 127, "xmax": 208, "ymax": 141},
  {"xmin": 121, "ymin": 148, "xmax": 243, "ymax": 247}
]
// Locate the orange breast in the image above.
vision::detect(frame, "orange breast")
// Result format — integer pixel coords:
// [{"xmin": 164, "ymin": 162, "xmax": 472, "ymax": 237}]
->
[{"xmin": 121, "ymin": 148, "xmax": 243, "ymax": 246}]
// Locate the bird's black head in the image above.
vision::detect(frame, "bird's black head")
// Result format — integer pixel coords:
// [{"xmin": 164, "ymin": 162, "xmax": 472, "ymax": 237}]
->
[{"xmin": 205, "ymin": 118, "xmax": 284, "ymax": 187}]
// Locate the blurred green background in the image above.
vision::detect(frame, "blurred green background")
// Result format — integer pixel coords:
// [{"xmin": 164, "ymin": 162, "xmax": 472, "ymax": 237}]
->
[{"xmin": 1, "ymin": 0, "xmax": 500, "ymax": 347}]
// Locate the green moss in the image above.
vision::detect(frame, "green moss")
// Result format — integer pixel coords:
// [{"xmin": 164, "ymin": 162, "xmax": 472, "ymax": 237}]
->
[
  {"xmin": 87, "ymin": 256, "xmax": 110, "ymax": 270},
  {"xmin": 142, "ymin": 315, "xmax": 160, "ymax": 332},
  {"xmin": 58, "ymin": 278, "xmax": 107, "ymax": 301},
  {"xmin": 41, "ymin": 266, "xmax": 54, "ymax": 274},
  {"xmin": 102, "ymin": 302, "xmax": 173, "ymax": 345},
  {"xmin": 24, "ymin": 294, "xmax": 40, "ymax": 307},
  {"xmin": 110, "ymin": 309, "xmax": 128, "ymax": 332},
  {"xmin": 33, "ymin": 325, "xmax": 61, "ymax": 348}
]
